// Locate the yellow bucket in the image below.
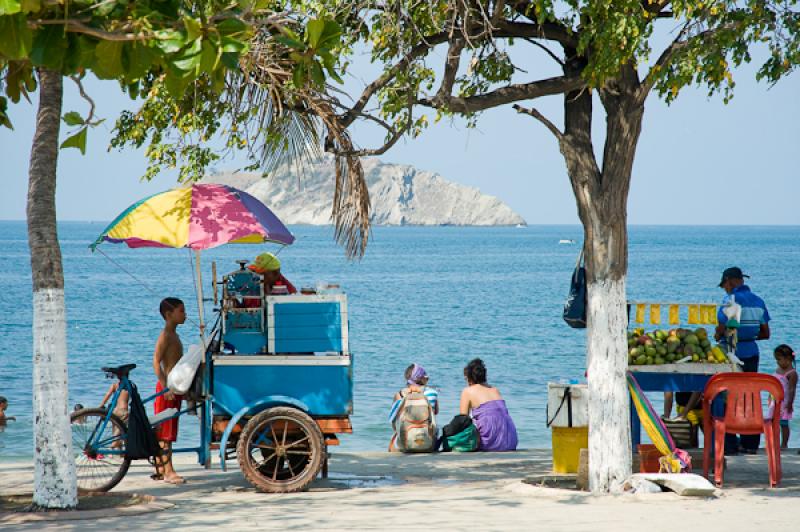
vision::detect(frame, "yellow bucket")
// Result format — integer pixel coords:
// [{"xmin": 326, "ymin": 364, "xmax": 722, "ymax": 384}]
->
[{"xmin": 551, "ymin": 426, "xmax": 588, "ymax": 474}]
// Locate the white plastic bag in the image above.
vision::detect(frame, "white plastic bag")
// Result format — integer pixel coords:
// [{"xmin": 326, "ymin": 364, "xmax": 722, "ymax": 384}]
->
[{"xmin": 167, "ymin": 344, "xmax": 203, "ymax": 394}]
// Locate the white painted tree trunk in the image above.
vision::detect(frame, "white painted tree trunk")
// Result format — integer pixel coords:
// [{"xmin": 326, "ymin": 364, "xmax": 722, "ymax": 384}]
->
[
  {"xmin": 27, "ymin": 69, "xmax": 77, "ymax": 509},
  {"xmin": 32, "ymin": 288, "xmax": 77, "ymax": 508},
  {"xmin": 586, "ymin": 277, "xmax": 631, "ymax": 493}
]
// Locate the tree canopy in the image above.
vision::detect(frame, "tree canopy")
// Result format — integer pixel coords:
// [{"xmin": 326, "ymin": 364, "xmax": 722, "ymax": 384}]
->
[{"xmin": 309, "ymin": 0, "xmax": 798, "ymax": 153}]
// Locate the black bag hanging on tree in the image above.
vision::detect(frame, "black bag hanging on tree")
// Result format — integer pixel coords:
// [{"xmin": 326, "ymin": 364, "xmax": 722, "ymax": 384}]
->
[{"xmin": 563, "ymin": 250, "xmax": 587, "ymax": 328}]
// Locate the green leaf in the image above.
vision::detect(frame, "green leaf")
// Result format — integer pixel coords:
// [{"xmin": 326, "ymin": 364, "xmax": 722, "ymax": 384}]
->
[
  {"xmin": 63, "ymin": 34, "xmax": 89, "ymax": 73},
  {"xmin": 93, "ymin": 40, "xmax": 123, "ymax": 79},
  {"xmin": 310, "ymin": 60, "xmax": 325, "ymax": 87},
  {"xmin": 306, "ymin": 19, "xmax": 325, "ymax": 48},
  {"xmin": 0, "ymin": 13, "xmax": 33, "ymax": 59},
  {"xmin": 20, "ymin": 0, "xmax": 38, "ymax": 13},
  {"xmin": 216, "ymin": 18, "xmax": 247, "ymax": 37},
  {"xmin": 156, "ymin": 29, "xmax": 186, "ymax": 54},
  {"xmin": 60, "ymin": 127, "xmax": 87, "ymax": 154},
  {"xmin": 220, "ymin": 35, "xmax": 246, "ymax": 53},
  {"xmin": 292, "ymin": 65, "xmax": 305, "ymax": 87},
  {"xmin": 211, "ymin": 65, "xmax": 225, "ymax": 92},
  {"xmin": 183, "ymin": 16, "xmax": 202, "ymax": 42},
  {"xmin": 122, "ymin": 42, "xmax": 155, "ymax": 81},
  {"xmin": 30, "ymin": 25, "xmax": 69, "ymax": 69},
  {"xmin": 0, "ymin": 95, "xmax": 12, "ymax": 129},
  {"xmin": 96, "ymin": 0, "xmax": 116, "ymax": 16},
  {"xmin": 172, "ymin": 50, "xmax": 201, "ymax": 72},
  {"xmin": 62, "ymin": 111, "xmax": 84, "ymax": 126},
  {"xmin": 199, "ymin": 39, "xmax": 219, "ymax": 73},
  {"xmin": 275, "ymin": 35, "xmax": 304, "ymax": 50},
  {"xmin": 0, "ymin": 0, "xmax": 21, "ymax": 15},
  {"xmin": 318, "ymin": 20, "xmax": 342, "ymax": 48},
  {"xmin": 163, "ymin": 67, "xmax": 191, "ymax": 96},
  {"xmin": 220, "ymin": 51, "xmax": 240, "ymax": 70}
]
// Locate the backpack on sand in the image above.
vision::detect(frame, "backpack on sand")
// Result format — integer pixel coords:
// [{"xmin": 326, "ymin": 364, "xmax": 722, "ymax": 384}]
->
[
  {"xmin": 440, "ymin": 414, "xmax": 479, "ymax": 452},
  {"xmin": 392, "ymin": 391, "xmax": 437, "ymax": 453}
]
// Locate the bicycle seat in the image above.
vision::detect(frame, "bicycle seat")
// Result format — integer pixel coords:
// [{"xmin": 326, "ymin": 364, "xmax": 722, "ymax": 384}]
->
[{"xmin": 101, "ymin": 364, "xmax": 137, "ymax": 378}]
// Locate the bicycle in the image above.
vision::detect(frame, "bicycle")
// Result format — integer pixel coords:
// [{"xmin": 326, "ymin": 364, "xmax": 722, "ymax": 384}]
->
[{"xmin": 69, "ymin": 363, "xmax": 184, "ymax": 492}]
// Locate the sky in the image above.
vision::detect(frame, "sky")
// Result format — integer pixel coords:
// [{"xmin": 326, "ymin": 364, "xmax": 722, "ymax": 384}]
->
[{"xmin": 1, "ymin": 38, "xmax": 798, "ymax": 225}]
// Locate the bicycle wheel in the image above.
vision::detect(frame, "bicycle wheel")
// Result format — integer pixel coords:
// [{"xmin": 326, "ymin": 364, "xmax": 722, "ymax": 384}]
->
[{"xmin": 70, "ymin": 408, "xmax": 131, "ymax": 493}]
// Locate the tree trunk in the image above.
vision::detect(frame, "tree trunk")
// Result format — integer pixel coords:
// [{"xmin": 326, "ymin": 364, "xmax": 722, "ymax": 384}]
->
[
  {"xmin": 27, "ymin": 68, "xmax": 77, "ymax": 509},
  {"xmin": 584, "ymin": 222, "xmax": 631, "ymax": 493},
  {"xmin": 559, "ymin": 66, "xmax": 644, "ymax": 492}
]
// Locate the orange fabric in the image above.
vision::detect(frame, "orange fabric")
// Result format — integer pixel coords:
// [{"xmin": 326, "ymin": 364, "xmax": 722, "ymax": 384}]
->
[
  {"xmin": 702, "ymin": 373, "xmax": 784, "ymax": 487},
  {"xmin": 154, "ymin": 382, "xmax": 183, "ymax": 442}
]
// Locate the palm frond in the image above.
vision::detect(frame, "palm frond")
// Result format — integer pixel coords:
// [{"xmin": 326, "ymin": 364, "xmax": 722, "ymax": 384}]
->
[{"xmin": 227, "ymin": 24, "xmax": 371, "ymax": 258}]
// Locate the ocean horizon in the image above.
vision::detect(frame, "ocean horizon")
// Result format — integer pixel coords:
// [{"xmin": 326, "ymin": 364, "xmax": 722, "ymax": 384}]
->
[{"xmin": 1, "ymin": 221, "xmax": 798, "ymax": 458}]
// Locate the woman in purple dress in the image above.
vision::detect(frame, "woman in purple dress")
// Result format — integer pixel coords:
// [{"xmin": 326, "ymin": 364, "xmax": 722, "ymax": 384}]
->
[{"xmin": 459, "ymin": 358, "xmax": 518, "ymax": 451}]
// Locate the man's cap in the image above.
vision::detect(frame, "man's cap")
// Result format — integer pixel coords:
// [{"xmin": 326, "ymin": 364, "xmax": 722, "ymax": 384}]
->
[
  {"xmin": 719, "ymin": 266, "xmax": 749, "ymax": 287},
  {"xmin": 248, "ymin": 252, "xmax": 281, "ymax": 274}
]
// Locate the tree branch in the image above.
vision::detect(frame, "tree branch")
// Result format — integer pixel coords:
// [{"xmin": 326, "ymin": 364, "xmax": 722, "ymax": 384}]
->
[
  {"xmin": 334, "ymin": 90, "xmax": 414, "ymax": 157},
  {"xmin": 68, "ymin": 75, "xmax": 101, "ymax": 125},
  {"xmin": 512, "ymin": 103, "xmax": 563, "ymax": 141},
  {"xmin": 432, "ymin": 37, "xmax": 466, "ymax": 106},
  {"xmin": 494, "ymin": 20, "xmax": 578, "ymax": 48},
  {"xmin": 637, "ymin": 22, "xmax": 691, "ymax": 102},
  {"xmin": 419, "ymin": 75, "xmax": 584, "ymax": 113},
  {"xmin": 341, "ymin": 31, "xmax": 450, "ymax": 127},
  {"xmin": 638, "ymin": 21, "xmax": 739, "ymax": 103},
  {"xmin": 30, "ymin": 19, "xmax": 149, "ymax": 41},
  {"xmin": 521, "ymin": 37, "xmax": 564, "ymax": 66}
]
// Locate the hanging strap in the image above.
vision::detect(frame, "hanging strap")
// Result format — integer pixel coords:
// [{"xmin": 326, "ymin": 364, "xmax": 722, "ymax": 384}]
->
[
  {"xmin": 546, "ymin": 387, "xmax": 572, "ymax": 428},
  {"xmin": 574, "ymin": 249, "xmax": 584, "ymax": 269}
]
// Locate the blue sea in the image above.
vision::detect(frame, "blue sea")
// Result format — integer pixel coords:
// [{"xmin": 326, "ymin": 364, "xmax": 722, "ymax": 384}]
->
[{"xmin": 1, "ymin": 222, "xmax": 799, "ymax": 458}]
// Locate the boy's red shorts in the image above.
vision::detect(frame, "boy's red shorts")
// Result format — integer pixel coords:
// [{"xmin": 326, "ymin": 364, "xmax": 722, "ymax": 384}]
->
[{"xmin": 154, "ymin": 382, "xmax": 183, "ymax": 442}]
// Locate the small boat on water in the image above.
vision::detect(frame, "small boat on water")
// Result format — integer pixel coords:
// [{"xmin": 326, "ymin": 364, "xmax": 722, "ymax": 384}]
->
[{"xmin": 558, "ymin": 239, "xmax": 576, "ymax": 244}]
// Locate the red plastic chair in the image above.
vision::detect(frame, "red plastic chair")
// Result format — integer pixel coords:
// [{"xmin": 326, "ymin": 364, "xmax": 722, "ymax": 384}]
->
[{"xmin": 702, "ymin": 373, "xmax": 784, "ymax": 488}]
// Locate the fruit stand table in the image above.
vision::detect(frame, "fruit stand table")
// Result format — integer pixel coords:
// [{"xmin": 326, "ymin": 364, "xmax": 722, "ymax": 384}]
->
[{"xmin": 628, "ymin": 362, "xmax": 740, "ymax": 450}]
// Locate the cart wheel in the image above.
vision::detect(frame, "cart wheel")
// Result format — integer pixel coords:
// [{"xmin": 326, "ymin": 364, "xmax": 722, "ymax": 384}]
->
[
  {"xmin": 237, "ymin": 407, "xmax": 325, "ymax": 493},
  {"xmin": 70, "ymin": 408, "xmax": 131, "ymax": 493}
]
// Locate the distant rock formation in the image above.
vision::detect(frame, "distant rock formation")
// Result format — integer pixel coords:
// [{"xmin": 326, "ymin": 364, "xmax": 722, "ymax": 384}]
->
[{"xmin": 205, "ymin": 156, "xmax": 526, "ymax": 226}]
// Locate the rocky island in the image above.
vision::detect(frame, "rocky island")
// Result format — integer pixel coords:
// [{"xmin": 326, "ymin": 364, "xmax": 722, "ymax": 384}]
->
[{"xmin": 204, "ymin": 156, "xmax": 526, "ymax": 226}]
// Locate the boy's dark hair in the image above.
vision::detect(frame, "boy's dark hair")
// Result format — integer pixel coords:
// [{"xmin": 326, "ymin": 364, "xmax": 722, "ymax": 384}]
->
[
  {"xmin": 159, "ymin": 297, "xmax": 184, "ymax": 319},
  {"xmin": 464, "ymin": 358, "xmax": 487, "ymax": 385},
  {"xmin": 0, "ymin": 396, "xmax": 7, "ymax": 405}
]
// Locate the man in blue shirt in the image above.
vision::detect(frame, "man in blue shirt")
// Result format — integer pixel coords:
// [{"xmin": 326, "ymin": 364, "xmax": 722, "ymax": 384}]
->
[{"xmin": 715, "ymin": 266, "xmax": 771, "ymax": 455}]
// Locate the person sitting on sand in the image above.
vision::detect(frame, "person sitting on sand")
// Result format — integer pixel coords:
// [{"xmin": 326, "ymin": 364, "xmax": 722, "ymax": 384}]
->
[
  {"xmin": 248, "ymin": 252, "xmax": 296, "ymax": 295},
  {"xmin": 459, "ymin": 358, "xmax": 518, "ymax": 452},
  {"xmin": 0, "ymin": 396, "xmax": 16, "ymax": 423},
  {"xmin": 152, "ymin": 297, "xmax": 187, "ymax": 485},
  {"xmin": 390, "ymin": 364, "xmax": 439, "ymax": 422},
  {"xmin": 388, "ymin": 364, "xmax": 439, "ymax": 452}
]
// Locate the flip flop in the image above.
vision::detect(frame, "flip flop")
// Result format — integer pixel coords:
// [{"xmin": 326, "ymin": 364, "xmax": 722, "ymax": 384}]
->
[
  {"xmin": 150, "ymin": 473, "xmax": 164, "ymax": 481},
  {"xmin": 164, "ymin": 476, "xmax": 186, "ymax": 485}
]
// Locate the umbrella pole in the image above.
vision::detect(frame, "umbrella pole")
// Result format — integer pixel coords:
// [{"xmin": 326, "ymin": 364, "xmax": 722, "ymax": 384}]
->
[{"xmin": 194, "ymin": 249, "xmax": 206, "ymax": 347}]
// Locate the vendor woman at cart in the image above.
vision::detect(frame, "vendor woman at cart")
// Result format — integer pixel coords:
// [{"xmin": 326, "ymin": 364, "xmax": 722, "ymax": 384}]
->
[{"xmin": 248, "ymin": 252, "xmax": 296, "ymax": 295}]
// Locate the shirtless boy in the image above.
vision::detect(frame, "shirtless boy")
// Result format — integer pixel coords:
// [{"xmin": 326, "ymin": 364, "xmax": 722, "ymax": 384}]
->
[{"xmin": 152, "ymin": 297, "xmax": 187, "ymax": 484}]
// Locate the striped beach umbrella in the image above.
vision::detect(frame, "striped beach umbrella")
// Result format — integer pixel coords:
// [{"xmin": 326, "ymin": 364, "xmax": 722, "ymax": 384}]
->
[
  {"xmin": 91, "ymin": 184, "xmax": 294, "ymax": 251},
  {"xmin": 627, "ymin": 371, "xmax": 691, "ymax": 473}
]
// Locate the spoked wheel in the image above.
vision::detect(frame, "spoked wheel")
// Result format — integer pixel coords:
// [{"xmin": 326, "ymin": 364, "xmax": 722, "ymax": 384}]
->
[
  {"xmin": 70, "ymin": 408, "xmax": 131, "ymax": 493},
  {"xmin": 237, "ymin": 407, "xmax": 324, "ymax": 493}
]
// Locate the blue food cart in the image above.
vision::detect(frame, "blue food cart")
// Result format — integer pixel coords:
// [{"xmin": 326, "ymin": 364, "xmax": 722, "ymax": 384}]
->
[{"xmin": 71, "ymin": 184, "xmax": 353, "ymax": 493}]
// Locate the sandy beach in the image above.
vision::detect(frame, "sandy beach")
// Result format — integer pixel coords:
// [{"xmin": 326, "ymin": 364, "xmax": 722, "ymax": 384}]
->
[{"xmin": 2, "ymin": 449, "xmax": 798, "ymax": 531}]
